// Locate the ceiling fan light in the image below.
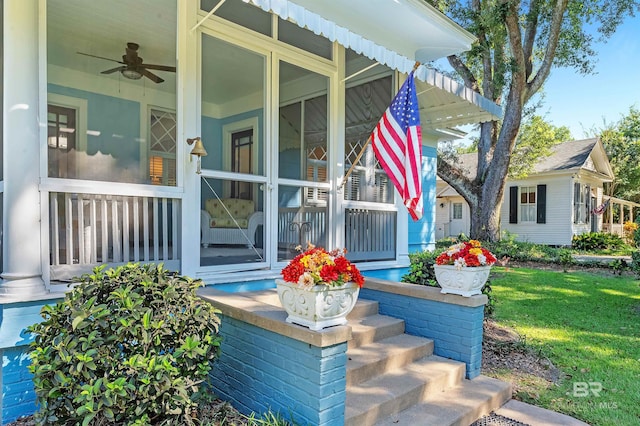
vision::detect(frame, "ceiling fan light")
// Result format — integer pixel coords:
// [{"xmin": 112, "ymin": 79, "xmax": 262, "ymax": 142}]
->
[{"xmin": 122, "ymin": 69, "xmax": 142, "ymax": 80}]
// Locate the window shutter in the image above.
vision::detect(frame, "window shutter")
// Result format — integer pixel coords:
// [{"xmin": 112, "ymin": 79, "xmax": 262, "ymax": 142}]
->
[
  {"xmin": 509, "ymin": 186, "xmax": 518, "ymax": 224},
  {"xmin": 537, "ymin": 184, "xmax": 547, "ymax": 224},
  {"xmin": 585, "ymin": 185, "xmax": 591, "ymax": 224}
]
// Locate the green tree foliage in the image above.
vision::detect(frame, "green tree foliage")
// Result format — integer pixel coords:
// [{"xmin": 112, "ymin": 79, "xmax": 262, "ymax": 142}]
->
[
  {"xmin": 28, "ymin": 264, "xmax": 222, "ymax": 426},
  {"xmin": 599, "ymin": 106, "xmax": 640, "ymax": 203},
  {"xmin": 432, "ymin": 0, "xmax": 639, "ymax": 241},
  {"xmin": 510, "ymin": 115, "xmax": 571, "ymax": 178}
]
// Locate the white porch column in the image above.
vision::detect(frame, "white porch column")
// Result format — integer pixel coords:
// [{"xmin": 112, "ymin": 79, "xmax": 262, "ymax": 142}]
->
[{"xmin": 0, "ymin": 0, "xmax": 48, "ymax": 300}]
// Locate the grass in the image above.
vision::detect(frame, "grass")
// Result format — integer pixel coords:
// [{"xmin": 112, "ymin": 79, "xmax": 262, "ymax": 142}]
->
[{"xmin": 488, "ymin": 267, "xmax": 640, "ymax": 425}]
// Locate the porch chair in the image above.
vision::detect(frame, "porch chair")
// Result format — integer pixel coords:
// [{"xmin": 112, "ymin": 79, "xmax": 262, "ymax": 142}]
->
[{"xmin": 200, "ymin": 198, "xmax": 263, "ymax": 247}]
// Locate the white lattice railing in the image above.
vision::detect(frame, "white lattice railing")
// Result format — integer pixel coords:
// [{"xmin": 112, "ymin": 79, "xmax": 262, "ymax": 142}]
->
[
  {"xmin": 345, "ymin": 208, "xmax": 396, "ymax": 261},
  {"xmin": 49, "ymin": 191, "xmax": 181, "ymax": 280}
]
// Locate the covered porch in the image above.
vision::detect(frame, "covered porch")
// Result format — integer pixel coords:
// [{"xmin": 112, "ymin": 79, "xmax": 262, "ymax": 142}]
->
[{"xmin": 600, "ymin": 195, "xmax": 640, "ymax": 239}]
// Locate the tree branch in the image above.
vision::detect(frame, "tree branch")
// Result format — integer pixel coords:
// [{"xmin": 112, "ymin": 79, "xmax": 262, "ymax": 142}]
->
[
  {"xmin": 523, "ymin": 0, "xmax": 542, "ymax": 78},
  {"xmin": 525, "ymin": 0, "xmax": 569, "ymax": 102},
  {"xmin": 436, "ymin": 155, "xmax": 478, "ymax": 206},
  {"xmin": 447, "ymin": 54, "xmax": 479, "ymax": 92}
]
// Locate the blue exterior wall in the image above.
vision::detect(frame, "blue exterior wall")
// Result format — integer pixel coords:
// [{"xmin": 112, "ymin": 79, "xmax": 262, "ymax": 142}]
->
[
  {"xmin": 48, "ymin": 84, "xmax": 141, "ymax": 182},
  {"xmin": 210, "ymin": 315, "xmax": 347, "ymax": 426},
  {"xmin": 359, "ymin": 288, "xmax": 484, "ymax": 379},
  {"xmin": 408, "ymin": 145, "xmax": 437, "ymax": 254},
  {"xmin": 0, "ymin": 299, "xmax": 59, "ymax": 425}
]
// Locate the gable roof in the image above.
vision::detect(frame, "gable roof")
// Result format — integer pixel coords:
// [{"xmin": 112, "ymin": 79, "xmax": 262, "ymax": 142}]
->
[{"xmin": 444, "ymin": 138, "xmax": 614, "ymax": 180}]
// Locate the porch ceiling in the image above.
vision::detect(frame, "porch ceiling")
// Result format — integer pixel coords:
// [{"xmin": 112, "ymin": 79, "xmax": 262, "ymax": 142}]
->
[{"xmin": 47, "ymin": 0, "xmax": 501, "ymax": 128}]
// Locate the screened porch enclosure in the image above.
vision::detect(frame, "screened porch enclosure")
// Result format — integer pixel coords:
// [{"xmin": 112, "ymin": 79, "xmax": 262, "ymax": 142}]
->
[{"xmin": 196, "ymin": 24, "xmax": 401, "ymax": 270}]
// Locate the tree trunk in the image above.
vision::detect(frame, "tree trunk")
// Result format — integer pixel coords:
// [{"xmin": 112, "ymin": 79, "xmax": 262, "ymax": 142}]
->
[{"xmin": 469, "ymin": 190, "xmax": 503, "ymax": 241}]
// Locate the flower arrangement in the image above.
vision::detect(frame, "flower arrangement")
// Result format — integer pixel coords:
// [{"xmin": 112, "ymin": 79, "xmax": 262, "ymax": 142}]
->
[
  {"xmin": 435, "ymin": 240, "xmax": 496, "ymax": 269},
  {"xmin": 281, "ymin": 244, "xmax": 365, "ymax": 289}
]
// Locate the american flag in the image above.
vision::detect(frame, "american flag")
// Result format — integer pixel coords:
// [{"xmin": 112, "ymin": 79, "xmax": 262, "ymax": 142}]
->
[{"xmin": 371, "ymin": 71, "xmax": 423, "ymax": 220}]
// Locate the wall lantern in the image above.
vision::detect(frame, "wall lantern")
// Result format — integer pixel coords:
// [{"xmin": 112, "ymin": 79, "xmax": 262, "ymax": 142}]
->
[
  {"xmin": 187, "ymin": 137, "xmax": 208, "ymax": 174},
  {"xmin": 439, "ymin": 202, "xmax": 445, "ymax": 208}
]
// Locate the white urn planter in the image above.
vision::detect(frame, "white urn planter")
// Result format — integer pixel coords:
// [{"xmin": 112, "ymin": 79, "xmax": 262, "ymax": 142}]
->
[
  {"xmin": 275, "ymin": 279, "xmax": 360, "ymax": 331},
  {"xmin": 433, "ymin": 265, "xmax": 491, "ymax": 297}
]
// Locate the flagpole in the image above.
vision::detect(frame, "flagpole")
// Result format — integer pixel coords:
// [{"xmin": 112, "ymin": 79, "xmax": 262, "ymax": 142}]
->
[
  {"xmin": 338, "ymin": 62, "xmax": 421, "ymax": 192},
  {"xmin": 338, "ymin": 134, "xmax": 372, "ymax": 191}
]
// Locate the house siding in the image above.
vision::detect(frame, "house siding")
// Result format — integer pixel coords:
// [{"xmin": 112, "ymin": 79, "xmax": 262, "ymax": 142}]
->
[
  {"xmin": 501, "ymin": 175, "xmax": 574, "ymax": 245},
  {"xmin": 408, "ymin": 145, "xmax": 437, "ymax": 252}
]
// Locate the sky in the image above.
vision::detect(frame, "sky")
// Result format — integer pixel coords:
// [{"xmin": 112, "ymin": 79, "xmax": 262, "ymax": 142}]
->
[{"xmin": 536, "ymin": 16, "xmax": 640, "ymax": 139}]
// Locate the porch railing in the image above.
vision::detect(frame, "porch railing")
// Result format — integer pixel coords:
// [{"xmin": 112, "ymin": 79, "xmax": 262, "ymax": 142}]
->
[
  {"xmin": 49, "ymin": 191, "xmax": 181, "ymax": 280},
  {"xmin": 277, "ymin": 207, "xmax": 327, "ymax": 250},
  {"xmin": 345, "ymin": 208, "xmax": 396, "ymax": 261}
]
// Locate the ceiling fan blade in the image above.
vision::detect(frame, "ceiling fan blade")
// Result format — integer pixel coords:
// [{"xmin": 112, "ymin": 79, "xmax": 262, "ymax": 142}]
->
[
  {"xmin": 141, "ymin": 64, "xmax": 176, "ymax": 72},
  {"xmin": 77, "ymin": 51, "xmax": 125, "ymax": 64},
  {"xmin": 101, "ymin": 66, "xmax": 125, "ymax": 74},
  {"xmin": 141, "ymin": 69, "xmax": 164, "ymax": 83}
]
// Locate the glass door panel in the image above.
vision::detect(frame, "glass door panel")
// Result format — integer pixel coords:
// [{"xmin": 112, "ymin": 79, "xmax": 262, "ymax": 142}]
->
[
  {"xmin": 200, "ymin": 177, "xmax": 265, "ymax": 267},
  {"xmin": 199, "ymin": 33, "xmax": 267, "ymax": 269},
  {"xmin": 278, "ymin": 62, "xmax": 328, "ymax": 182}
]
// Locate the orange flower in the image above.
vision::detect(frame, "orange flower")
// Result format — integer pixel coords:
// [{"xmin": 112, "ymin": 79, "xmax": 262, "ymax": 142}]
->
[{"xmin": 281, "ymin": 243, "xmax": 365, "ymax": 288}]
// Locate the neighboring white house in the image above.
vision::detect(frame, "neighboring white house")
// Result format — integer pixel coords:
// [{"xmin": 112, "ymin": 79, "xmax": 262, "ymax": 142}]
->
[{"xmin": 436, "ymin": 138, "xmax": 621, "ymax": 245}]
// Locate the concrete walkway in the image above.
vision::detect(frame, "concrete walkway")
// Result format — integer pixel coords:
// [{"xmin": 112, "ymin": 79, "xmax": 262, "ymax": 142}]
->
[
  {"xmin": 494, "ymin": 400, "xmax": 590, "ymax": 426},
  {"xmin": 572, "ymin": 254, "xmax": 632, "ymax": 264}
]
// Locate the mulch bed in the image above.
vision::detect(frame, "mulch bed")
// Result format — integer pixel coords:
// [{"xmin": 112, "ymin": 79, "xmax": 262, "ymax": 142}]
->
[{"xmin": 482, "ymin": 318, "xmax": 563, "ymax": 400}]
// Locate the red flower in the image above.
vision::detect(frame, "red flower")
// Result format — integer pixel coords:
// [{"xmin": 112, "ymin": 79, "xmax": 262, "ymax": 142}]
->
[
  {"xmin": 319, "ymin": 264, "xmax": 340, "ymax": 283},
  {"xmin": 435, "ymin": 240, "xmax": 496, "ymax": 268},
  {"xmin": 280, "ymin": 243, "xmax": 365, "ymax": 288}
]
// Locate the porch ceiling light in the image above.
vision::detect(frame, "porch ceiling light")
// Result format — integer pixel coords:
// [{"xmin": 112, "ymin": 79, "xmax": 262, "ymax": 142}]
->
[
  {"xmin": 187, "ymin": 137, "xmax": 208, "ymax": 174},
  {"xmin": 122, "ymin": 68, "xmax": 143, "ymax": 80}
]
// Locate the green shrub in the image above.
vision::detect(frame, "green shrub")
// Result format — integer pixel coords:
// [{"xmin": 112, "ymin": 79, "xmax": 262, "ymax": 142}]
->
[
  {"xmin": 632, "ymin": 251, "xmax": 640, "ymax": 278},
  {"xmin": 402, "ymin": 250, "xmax": 438, "ymax": 287},
  {"xmin": 572, "ymin": 232, "xmax": 625, "ymax": 251},
  {"xmin": 28, "ymin": 263, "xmax": 222, "ymax": 426},
  {"xmin": 557, "ymin": 249, "xmax": 574, "ymax": 272}
]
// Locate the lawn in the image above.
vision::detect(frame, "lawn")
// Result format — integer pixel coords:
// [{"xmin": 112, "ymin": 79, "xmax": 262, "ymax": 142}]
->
[{"xmin": 488, "ymin": 267, "xmax": 640, "ymax": 425}]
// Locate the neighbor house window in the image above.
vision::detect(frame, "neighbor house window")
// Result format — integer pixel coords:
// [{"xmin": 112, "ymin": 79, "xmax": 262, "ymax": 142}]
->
[
  {"xmin": 452, "ymin": 203, "xmax": 463, "ymax": 220},
  {"xmin": 573, "ymin": 182, "xmax": 591, "ymax": 224},
  {"xmin": 520, "ymin": 186, "xmax": 536, "ymax": 222}
]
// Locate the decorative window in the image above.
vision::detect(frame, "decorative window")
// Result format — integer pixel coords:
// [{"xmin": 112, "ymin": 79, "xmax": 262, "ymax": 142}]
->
[
  {"xmin": 520, "ymin": 186, "xmax": 536, "ymax": 222},
  {"xmin": 148, "ymin": 109, "xmax": 176, "ymax": 186}
]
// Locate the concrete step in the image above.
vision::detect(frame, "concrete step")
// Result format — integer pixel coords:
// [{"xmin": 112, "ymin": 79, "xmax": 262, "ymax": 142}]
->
[
  {"xmin": 372, "ymin": 375, "xmax": 512, "ymax": 426},
  {"xmin": 345, "ymin": 355, "xmax": 467, "ymax": 426},
  {"xmin": 348, "ymin": 314, "xmax": 406, "ymax": 349},
  {"xmin": 347, "ymin": 333, "xmax": 435, "ymax": 386},
  {"xmin": 348, "ymin": 299, "xmax": 380, "ymax": 320}
]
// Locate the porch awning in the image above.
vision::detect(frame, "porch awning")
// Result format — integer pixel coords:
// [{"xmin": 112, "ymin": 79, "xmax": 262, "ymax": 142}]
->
[
  {"xmin": 248, "ymin": 0, "xmax": 503, "ymax": 127},
  {"xmin": 415, "ymin": 68, "xmax": 503, "ymax": 128},
  {"xmin": 249, "ymin": 0, "xmax": 474, "ymax": 73}
]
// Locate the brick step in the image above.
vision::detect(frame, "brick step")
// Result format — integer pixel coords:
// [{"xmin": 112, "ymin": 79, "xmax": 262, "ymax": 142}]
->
[
  {"xmin": 348, "ymin": 313, "xmax": 406, "ymax": 349},
  {"xmin": 345, "ymin": 355, "xmax": 467, "ymax": 426},
  {"xmin": 347, "ymin": 299, "xmax": 380, "ymax": 320},
  {"xmin": 347, "ymin": 333, "xmax": 434, "ymax": 386},
  {"xmin": 372, "ymin": 375, "xmax": 512, "ymax": 426}
]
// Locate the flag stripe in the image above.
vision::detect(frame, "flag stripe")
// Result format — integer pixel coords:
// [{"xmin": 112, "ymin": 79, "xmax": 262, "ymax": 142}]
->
[{"xmin": 370, "ymin": 71, "xmax": 423, "ymax": 220}]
